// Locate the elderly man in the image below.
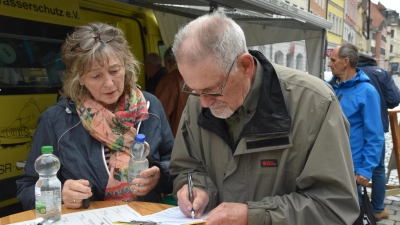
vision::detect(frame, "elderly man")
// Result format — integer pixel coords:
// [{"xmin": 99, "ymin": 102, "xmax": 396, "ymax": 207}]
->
[
  {"xmin": 328, "ymin": 43, "xmax": 384, "ymax": 212},
  {"xmin": 169, "ymin": 12, "xmax": 359, "ymax": 225}
]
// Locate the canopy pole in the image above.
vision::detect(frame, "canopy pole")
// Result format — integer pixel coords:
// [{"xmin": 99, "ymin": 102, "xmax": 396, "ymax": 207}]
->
[{"xmin": 209, "ymin": 1, "xmax": 218, "ymax": 14}]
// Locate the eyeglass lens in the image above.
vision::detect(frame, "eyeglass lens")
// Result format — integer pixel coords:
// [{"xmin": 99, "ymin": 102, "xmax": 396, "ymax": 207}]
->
[
  {"xmin": 182, "ymin": 55, "xmax": 238, "ymax": 97},
  {"xmin": 78, "ymin": 29, "xmax": 116, "ymax": 51}
]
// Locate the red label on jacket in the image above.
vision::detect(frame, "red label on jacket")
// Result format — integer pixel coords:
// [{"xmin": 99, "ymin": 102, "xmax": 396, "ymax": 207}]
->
[{"xmin": 261, "ymin": 159, "xmax": 278, "ymax": 167}]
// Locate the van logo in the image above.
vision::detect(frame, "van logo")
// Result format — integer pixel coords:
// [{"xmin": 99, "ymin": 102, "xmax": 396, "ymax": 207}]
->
[{"xmin": 261, "ymin": 159, "xmax": 278, "ymax": 167}]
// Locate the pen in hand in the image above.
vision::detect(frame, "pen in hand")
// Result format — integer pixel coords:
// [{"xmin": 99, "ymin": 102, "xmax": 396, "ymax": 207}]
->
[{"xmin": 187, "ymin": 172, "xmax": 195, "ymax": 219}]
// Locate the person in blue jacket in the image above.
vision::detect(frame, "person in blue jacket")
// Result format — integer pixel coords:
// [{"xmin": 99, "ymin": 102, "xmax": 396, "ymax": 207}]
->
[
  {"xmin": 16, "ymin": 22, "xmax": 174, "ymax": 210},
  {"xmin": 328, "ymin": 43, "xmax": 384, "ymax": 201},
  {"xmin": 358, "ymin": 53, "xmax": 400, "ymax": 220}
]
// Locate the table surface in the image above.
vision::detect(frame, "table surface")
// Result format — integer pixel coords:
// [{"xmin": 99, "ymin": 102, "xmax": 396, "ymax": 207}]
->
[
  {"xmin": 0, "ymin": 201, "xmax": 174, "ymax": 225},
  {"xmin": 389, "ymin": 107, "xmax": 400, "ymax": 113}
]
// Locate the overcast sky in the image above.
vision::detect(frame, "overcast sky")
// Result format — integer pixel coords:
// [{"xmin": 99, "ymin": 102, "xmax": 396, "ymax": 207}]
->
[{"xmin": 371, "ymin": 0, "xmax": 400, "ymax": 11}]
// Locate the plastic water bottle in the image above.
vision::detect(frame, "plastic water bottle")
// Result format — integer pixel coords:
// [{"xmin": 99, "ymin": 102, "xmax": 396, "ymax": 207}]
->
[
  {"xmin": 128, "ymin": 134, "xmax": 149, "ymax": 191},
  {"xmin": 34, "ymin": 146, "xmax": 62, "ymax": 224}
]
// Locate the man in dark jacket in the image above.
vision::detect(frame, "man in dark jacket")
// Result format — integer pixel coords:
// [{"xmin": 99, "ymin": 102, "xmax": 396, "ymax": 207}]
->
[
  {"xmin": 144, "ymin": 53, "xmax": 167, "ymax": 94},
  {"xmin": 358, "ymin": 53, "xmax": 400, "ymax": 220}
]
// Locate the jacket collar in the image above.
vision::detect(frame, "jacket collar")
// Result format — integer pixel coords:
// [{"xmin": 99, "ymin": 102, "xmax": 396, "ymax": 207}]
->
[
  {"xmin": 56, "ymin": 98, "xmax": 78, "ymax": 115},
  {"xmin": 198, "ymin": 50, "xmax": 291, "ymax": 149},
  {"xmin": 330, "ymin": 68, "xmax": 370, "ymax": 88}
]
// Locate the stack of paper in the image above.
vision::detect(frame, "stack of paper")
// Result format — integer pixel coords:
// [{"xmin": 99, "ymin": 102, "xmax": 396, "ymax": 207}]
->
[{"xmin": 10, "ymin": 205, "xmax": 206, "ymax": 225}]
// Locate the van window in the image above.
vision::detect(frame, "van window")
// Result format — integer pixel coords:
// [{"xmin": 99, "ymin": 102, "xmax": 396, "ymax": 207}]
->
[{"xmin": 0, "ymin": 15, "xmax": 72, "ymax": 95}]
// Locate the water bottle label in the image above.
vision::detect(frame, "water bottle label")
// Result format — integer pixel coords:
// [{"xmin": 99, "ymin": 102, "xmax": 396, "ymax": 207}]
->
[
  {"xmin": 36, "ymin": 202, "xmax": 46, "ymax": 214},
  {"xmin": 35, "ymin": 187, "xmax": 41, "ymax": 196},
  {"xmin": 35, "ymin": 190, "xmax": 61, "ymax": 215}
]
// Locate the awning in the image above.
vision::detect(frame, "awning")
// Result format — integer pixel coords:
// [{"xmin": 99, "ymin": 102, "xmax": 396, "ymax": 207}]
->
[
  {"xmin": 128, "ymin": 0, "xmax": 332, "ymax": 30},
  {"xmin": 117, "ymin": 0, "xmax": 333, "ymax": 78}
]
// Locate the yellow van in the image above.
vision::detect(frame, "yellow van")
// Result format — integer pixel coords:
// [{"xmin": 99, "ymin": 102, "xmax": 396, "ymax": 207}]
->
[{"xmin": 0, "ymin": 0, "xmax": 164, "ymax": 215}]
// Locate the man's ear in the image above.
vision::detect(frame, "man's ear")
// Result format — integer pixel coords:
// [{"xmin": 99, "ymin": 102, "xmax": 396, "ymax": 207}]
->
[
  {"xmin": 343, "ymin": 57, "xmax": 350, "ymax": 67},
  {"xmin": 238, "ymin": 53, "xmax": 255, "ymax": 78}
]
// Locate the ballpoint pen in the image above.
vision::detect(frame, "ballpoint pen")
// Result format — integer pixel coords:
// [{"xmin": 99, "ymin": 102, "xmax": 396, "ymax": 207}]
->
[{"xmin": 187, "ymin": 172, "xmax": 195, "ymax": 219}]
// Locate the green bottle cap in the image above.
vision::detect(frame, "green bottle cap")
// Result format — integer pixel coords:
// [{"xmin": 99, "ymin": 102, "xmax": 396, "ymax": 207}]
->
[{"xmin": 41, "ymin": 146, "xmax": 53, "ymax": 154}]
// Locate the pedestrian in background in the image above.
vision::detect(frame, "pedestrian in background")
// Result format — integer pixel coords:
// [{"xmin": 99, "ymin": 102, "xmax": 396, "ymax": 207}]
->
[
  {"xmin": 144, "ymin": 53, "xmax": 167, "ymax": 94},
  {"xmin": 155, "ymin": 47, "xmax": 189, "ymax": 137},
  {"xmin": 358, "ymin": 53, "xmax": 400, "ymax": 221},
  {"xmin": 328, "ymin": 43, "xmax": 384, "ymax": 204}
]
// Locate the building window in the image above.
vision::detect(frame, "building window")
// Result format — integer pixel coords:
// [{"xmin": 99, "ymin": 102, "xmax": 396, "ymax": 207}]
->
[
  {"xmin": 274, "ymin": 51, "xmax": 284, "ymax": 65},
  {"xmin": 335, "ymin": 17, "xmax": 338, "ymax": 34},
  {"xmin": 371, "ymin": 46, "xmax": 376, "ymax": 53},
  {"xmin": 296, "ymin": 54, "xmax": 304, "ymax": 71},
  {"xmin": 286, "ymin": 53, "xmax": 294, "ymax": 68},
  {"xmin": 391, "ymin": 44, "xmax": 393, "ymax": 53},
  {"xmin": 391, "ymin": 30, "xmax": 394, "ymax": 38},
  {"xmin": 382, "ymin": 35, "xmax": 386, "ymax": 42},
  {"xmin": 390, "ymin": 15, "xmax": 396, "ymax": 23},
  {"xmin": 381, "ymin": 47, "xmax": 385, "ymax": 56},
  {"xmin": 333, "ymin": 15, "xmax": 336, "ymax": 33},
  {"xmin": 372, "ymin": 32, "xmax": 376, "ymax": 40}
]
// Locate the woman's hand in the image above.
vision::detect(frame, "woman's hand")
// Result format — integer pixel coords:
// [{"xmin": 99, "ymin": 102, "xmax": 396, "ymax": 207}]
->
[
  {"xmin": 130, "ymin": 166, "xmax": 160, "ymax": 196},
  {"xmin": 62, "ymin": 179, "xmax": 92, "ymax": 209}
]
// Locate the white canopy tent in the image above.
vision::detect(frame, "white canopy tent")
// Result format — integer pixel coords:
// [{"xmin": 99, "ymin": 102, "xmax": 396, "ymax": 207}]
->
[{"xmin": 120, "ymin": 0, "xmax": 332, "ymax": 78}]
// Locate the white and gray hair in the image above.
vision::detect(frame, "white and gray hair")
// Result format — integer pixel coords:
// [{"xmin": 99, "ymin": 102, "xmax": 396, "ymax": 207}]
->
[{"xmin": 172, "ymin": 12, "xmax": 248, "ymax": 74}]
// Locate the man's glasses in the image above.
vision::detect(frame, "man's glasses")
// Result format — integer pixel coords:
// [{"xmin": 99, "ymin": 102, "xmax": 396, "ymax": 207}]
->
[
  {"xmin": 182, "ymin": 56, "xmax": 239, "ymax": 97},
  {"xmin": 71, "ymin": 29, "xmax": 117, "ymax": 52}
]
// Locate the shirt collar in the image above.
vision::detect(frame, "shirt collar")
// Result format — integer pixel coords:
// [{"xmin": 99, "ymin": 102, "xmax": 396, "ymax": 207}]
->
[{"xmin": 241, "ymin": 57, "xmax": 263, "ymax": 116}]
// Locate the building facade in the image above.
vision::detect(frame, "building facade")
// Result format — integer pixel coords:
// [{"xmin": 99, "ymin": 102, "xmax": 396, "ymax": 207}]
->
[
  {"xmin": 386, "ymin": 10, "xmax": 400, "ymax": 74},
  {"xmin": 325, "ymin": 0, "xmax": 345, "ymax": 71},
  {"xmin": 310, "ymin": 0, "xmax": 328, "ymax": 18},
  {"xmin": 355, "ymin": 0, "xmax": 369, "ymax": 54},
  {"xmin": 369, "ymin": 2, "xmax": 388, "ymax": 69},
  {"xmin": 343, "ymin": 0, "xmax": 358, "ymax": 45}
]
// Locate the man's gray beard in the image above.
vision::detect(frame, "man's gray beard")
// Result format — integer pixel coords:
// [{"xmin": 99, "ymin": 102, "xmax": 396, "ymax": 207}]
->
[{"xmin": 209, "ymin": 102, "xmax": 234, "ymax": 119}]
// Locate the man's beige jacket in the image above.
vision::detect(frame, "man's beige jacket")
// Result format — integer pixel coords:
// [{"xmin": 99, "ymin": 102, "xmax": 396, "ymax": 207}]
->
[{"xmin": 169, "ymin": 51, "xmax": 359, "ymax": 225}]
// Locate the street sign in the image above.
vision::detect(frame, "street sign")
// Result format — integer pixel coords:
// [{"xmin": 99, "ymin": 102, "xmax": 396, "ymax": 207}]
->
[{"xmin": 326, "ymin": 48, "xmax": 334, "ymax": 57}]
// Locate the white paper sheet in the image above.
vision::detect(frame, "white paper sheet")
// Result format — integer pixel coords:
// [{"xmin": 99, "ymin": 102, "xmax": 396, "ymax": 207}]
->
[
  {"xmin": 10, "ymin": 205, "xmax": 141, "ymax": 225},
  {"xmin": 139, "ymin": 206, "xmax": 206, "ymax": 225}
]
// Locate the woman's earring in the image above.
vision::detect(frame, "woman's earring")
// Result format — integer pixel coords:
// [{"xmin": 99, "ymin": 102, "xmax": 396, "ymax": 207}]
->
[{"xmin": 80, "ymin": 83, "xmax": 83, "ymax": 92}]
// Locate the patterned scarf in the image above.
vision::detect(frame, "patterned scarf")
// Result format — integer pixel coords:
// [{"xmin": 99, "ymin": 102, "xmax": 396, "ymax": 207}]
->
[{"xmin": 76, "ymin": 88, "xmax": 148, "ymax": 201}]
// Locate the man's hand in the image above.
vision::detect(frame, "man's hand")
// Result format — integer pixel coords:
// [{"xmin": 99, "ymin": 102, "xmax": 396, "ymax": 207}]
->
[
  {"xmin": 62, "ymin": 179, "xmax": 92, "ymax": 209},
  {"xmin": 177, "ymin": 184, "xmax": 209, "ymax": 219},
  {"xmin": 356, "ymin": 174, "xmax": 370, "ymax": 187},
  {"xmin": 130, "ymin": 166, "xmax": 160, "ymax": 195},
  {"xmin": 204, "ymin": 202, "xmax": 248, "ymax": 225}
]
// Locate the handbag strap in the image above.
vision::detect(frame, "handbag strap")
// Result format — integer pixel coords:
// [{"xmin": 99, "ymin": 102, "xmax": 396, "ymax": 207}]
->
[{"xmin": 363, "ymin": 186, "xmax": 368, "ymax": 195}]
